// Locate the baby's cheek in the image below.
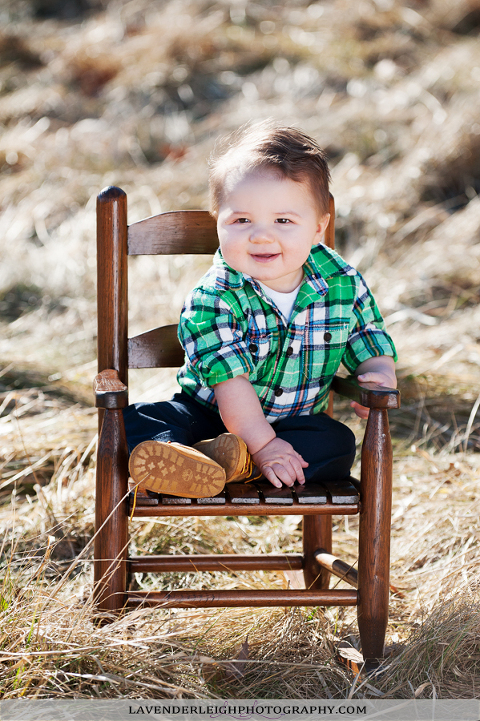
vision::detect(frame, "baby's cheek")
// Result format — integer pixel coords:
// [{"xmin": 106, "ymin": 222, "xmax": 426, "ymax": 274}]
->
[{"xmin": 220, "ymin": 243, "xmax": 243, "ymax": 271}]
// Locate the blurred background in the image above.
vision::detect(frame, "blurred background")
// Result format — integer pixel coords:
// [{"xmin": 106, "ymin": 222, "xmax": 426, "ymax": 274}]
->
[
  {"xmin": 2, "ymin": 0, "xmax": 480, "ymax": 480},
  {"xmin": 0, "ymin": 0, "xmax": 480, "ymax": 698}
]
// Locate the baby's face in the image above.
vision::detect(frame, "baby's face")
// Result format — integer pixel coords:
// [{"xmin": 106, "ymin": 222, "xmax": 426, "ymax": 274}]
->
[{"xmin": 216, "ymin": 169, "xmax": 329, "ymax": 293}]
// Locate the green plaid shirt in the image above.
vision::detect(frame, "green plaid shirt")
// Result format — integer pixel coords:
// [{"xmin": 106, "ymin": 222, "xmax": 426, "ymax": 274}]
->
[{"xmin": 177, "ymin": 244, "xmax": 397, "ymax": 422}]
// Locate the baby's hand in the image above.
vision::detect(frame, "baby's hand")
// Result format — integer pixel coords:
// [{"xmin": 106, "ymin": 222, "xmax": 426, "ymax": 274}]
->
[
  {"xmin": 251, "ymin": 437, "xmax": 308, "ymax": 488},
  {"xmin": 351, "ymin": 369, "xmax": 397, "ymax": 419}
]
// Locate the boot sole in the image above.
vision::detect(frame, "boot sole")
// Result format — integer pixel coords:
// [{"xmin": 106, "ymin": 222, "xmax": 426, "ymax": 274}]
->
[{"xmin": 129, "ymin": 441, "xmax": 225, "ymax": 498}]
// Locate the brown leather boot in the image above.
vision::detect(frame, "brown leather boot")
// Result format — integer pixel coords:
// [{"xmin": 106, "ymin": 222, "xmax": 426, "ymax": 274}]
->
[
  {"xmin": 193, "ymin": 433, "xmax": 259, "ymax": 483},
  {"xmin": 128, "ymin": 441, "xmax": 226, "ymax": 498}
]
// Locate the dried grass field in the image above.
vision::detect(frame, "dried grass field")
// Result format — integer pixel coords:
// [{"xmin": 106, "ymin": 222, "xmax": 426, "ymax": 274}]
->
[{"xmin": 1, "ymin": 0, "xmax": 480, "ymax": 700}]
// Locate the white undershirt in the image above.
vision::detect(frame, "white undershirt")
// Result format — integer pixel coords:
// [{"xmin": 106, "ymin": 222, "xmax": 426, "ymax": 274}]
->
[{"xmin": 258, "ymin": 280, "xmax": 302, "ymax": 322}]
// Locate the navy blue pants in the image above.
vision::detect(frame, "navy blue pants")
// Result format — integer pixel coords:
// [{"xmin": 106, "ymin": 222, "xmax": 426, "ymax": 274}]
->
[{"xmin": 123, "ymin": 392, "xmax": 356, "ymax": 483}]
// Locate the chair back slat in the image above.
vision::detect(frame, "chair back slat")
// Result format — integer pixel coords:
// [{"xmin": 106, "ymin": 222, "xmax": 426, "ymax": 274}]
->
[
  {"xmin": 325, "ymin": 194, "xmax": 335, "ymax": 250},
  {"xmin": 128, "ymin": 211, "xmax": 218, "ymax": 255},
  {"xmin": 128, "ymin": 324, "xmax": 184, "ymax": 368}
]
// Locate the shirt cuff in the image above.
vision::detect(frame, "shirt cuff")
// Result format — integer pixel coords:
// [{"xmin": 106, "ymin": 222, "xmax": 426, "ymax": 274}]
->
[
  {"xmin": 197, "ymin": 348, "xmax": 254, "ymax": 387},
  {"xmin": 343, "ymin": 336, "xmax": 398, "ymax": 374}
]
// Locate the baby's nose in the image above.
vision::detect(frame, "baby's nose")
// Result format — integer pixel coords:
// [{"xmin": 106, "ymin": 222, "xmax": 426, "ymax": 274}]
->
[{"xmin": 250, "ymin": 225, "xmax": 275, "ymax": 242}]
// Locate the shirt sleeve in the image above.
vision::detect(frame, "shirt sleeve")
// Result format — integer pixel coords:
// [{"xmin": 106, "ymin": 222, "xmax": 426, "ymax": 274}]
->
[
  {"xmin": 178, "ymin": 289, "xmax": 254, "ymax": 387},
  {"xmin": 342, "ymin": 274, "xmax": 398, "ymax": 374}
]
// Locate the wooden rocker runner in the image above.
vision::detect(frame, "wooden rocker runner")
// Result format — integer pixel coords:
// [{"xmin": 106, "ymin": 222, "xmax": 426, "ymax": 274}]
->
[{"xmin": 94, "ymin": 186, "xmax": 400, "ymax": 670}]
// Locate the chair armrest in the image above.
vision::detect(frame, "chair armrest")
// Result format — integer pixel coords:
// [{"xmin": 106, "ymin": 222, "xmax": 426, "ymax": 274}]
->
[
  {"xmin": 94, "ymin": 369, "xmax": 128, "ymax": 409},
  {"xmin": 331, "ymin": 375, "xmax": 400, "ymax": 410}
]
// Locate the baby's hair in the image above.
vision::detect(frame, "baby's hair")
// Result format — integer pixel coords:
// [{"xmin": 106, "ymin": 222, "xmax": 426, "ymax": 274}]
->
[{"xmin": 209, "ymin": 120, "xmax": 331, "ymax": 218}]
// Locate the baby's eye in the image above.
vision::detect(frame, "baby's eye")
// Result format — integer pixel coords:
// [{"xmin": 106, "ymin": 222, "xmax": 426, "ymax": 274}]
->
[
  {"xmin": 233, "ymin": 217, "xmax": 250, "ymax": 224},
  {"xmin": 275, "ymin": 218, "xmax": 292, "ymax": 224}
]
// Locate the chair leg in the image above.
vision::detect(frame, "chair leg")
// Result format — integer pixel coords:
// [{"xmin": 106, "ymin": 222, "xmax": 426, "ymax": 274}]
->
[
  {"xmin": 303, "ymin": 515, "xmax": 332, "ymax": 589},
  {"xmin": 94, "ymin": 409, "xmax": 129, "ymax": 614},
  {"xmin": 357, "ymin": 409, "xmax": 393, "ymax": 667}
]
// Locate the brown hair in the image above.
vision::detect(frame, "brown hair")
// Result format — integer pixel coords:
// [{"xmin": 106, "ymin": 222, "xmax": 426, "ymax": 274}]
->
[{"xmin": 209, "ymin": 121, "xmax": 331, "ymax": 218}]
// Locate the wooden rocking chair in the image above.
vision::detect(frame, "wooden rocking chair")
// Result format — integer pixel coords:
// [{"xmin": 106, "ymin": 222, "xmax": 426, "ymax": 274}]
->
[{"xmin": 94, "ymin": 185, "xmax": 400, "ymax": 669}]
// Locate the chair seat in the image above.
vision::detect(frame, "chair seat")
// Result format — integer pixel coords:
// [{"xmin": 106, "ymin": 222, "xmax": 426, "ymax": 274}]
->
[{"xmin": 130, "ymin": 478, "xmax": 360, "ymax": 517}]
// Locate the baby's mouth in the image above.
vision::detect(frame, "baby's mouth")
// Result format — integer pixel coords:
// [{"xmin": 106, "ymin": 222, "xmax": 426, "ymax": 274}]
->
[{"xmin": 251, "ymin": 253, "xmax": 280, "ymax": 262}]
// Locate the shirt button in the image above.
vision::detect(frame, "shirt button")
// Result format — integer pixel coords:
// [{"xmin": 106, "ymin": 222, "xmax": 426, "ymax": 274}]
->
[
  {"xmin": 286, "ymin": 346, "xmax": 294, "ymax": 357},
  {"xmin": 324, "ymin": 331, "xmax": 332, "ymax": 342},
  {"xmin": 249, "ymin": 343, "xmax": 258, "ymax": 353},
  {"xmin": 274, "ymin": 388, "xmax": 284, "ymax": 397}
]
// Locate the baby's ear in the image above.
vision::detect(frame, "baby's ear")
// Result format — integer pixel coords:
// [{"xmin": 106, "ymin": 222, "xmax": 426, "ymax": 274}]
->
[{"xmin": 316, "ymin": 213, "xmax": 330, "ymax": 237}]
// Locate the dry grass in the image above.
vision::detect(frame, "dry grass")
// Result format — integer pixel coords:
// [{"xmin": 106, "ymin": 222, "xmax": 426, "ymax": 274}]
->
[
  {"xmin": 1, "ymin": 0, "xmax": 480, "ymax": 700},
  {"xmin": 2, "ymin": 370, "xmax": 480, "ymax": 699}
]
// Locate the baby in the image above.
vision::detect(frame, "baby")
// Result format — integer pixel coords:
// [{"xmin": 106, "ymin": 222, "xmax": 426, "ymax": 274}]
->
[{"xmin": 124, "ymin": 122, "xmax": 397, "ymax": 497}]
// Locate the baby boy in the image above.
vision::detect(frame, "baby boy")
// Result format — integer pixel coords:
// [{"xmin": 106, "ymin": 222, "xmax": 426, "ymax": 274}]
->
[{"xmin": 124, "ymin": 122, "xmax": 397, "ymax": 497}]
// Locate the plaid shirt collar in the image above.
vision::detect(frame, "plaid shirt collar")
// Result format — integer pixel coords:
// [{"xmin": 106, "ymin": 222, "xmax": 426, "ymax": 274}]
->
[
  {"xmin": 212, "ymin": 243, "xmax": 351, "ymax": 312},
  {"xmin": 213, "ymin": 245, "xmax": 344, "ymax": 297}
]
